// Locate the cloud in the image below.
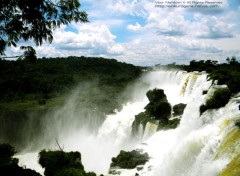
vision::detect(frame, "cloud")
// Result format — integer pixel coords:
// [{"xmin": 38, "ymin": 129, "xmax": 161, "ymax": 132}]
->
[
  {"xmin": 127, "ymin": 22, "xmax": 142, "ymax": 31},
  {"xmin": 156, "ymin": 30, "xmax": 184, "ymax": 36},
  {"xmin": 34, "ymin": 24, "xmax": 124, "ymax": 57},
  {"xmin": 4, "ymin": 0, "xmax": 240, "ymax": 66},
  {"xmin": 187, "ymin": 0, "xmax": 229, "ymax": 14}
]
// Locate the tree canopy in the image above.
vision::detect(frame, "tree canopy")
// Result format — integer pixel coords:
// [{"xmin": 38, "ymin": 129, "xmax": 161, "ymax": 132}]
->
[{"xmin": 0, "ymin": 0, "xmax": 88, "ymax": 55}]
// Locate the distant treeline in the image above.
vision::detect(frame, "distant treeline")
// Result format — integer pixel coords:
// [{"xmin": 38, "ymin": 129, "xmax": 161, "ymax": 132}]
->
[
  {"xmin": 0, "ymin": 56, "xmax": 142, "ymax": 112},
  {"xmin": 156, "ymin": 57, "xmax": 240, "ymax": 94}
]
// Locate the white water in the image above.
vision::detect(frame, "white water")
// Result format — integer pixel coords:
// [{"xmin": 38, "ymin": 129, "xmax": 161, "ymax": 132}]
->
[{"xmin": 17, "ymin": 70, "xmax": 240, "ymax": 176}]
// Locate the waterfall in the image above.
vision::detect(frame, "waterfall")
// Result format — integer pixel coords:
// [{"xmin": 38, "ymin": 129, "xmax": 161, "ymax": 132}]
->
[
  {"xmin": 16, "ymin": 70, "xmax": 240, "ymax": 176},
  {"xmin": 142, "ymin": 122, "xmax": 159, "ymax": 140}
]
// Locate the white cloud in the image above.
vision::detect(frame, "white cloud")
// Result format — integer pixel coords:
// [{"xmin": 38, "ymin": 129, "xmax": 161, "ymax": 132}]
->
[
  {"xmin": 34, "ymin": 24, "xmax": 125, "ymax": 57},
  {"xmin": 127, "ymin": 22, "xmax": 142, "ymax": 31},
  {"xmin": 4, "ymin": 0, "xmax": 240, "ymax": 65}
]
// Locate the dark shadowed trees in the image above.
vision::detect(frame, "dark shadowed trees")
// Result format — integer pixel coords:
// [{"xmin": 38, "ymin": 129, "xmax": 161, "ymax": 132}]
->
[{"xmin": 0, "ymin": 0, "xmax": 88, "ymax": 55}]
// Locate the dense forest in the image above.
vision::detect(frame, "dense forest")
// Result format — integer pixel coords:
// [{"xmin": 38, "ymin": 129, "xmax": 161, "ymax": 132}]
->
[{"xmin": 0, "ymin": 56, "xmax": 142, "ymax": 113}]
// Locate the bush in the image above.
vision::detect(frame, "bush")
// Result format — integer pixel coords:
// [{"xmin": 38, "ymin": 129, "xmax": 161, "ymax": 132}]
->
[
  {"xmin": 200, "ymin": 88, "xmax": 231, "ymax": 114},
  {"xmin": 0, "ymin": 143, "xmax": 17, "ymax": 168},
  {"xmin": 132, "ymin": 88, "xmax": 174, "ymax": 137},
  {"xmin": 56, "ymin": 168, "xmax": 86, "ymax": 176},
  {"xmin": 173, "ymin": 103, "xmax": 186, "ymax": 116},
  {"xmin": 39, "ymin": 150, "xmax": 85, "ymax": 176},
  {"xmin": 38, "ymin": 99, "xmax": 46, "ymax": 105},
  {"xmin": 0, "ymin": 143, "xmax": 41, "ymax": 176},
  {"xmin": 145, "ymin": 101, "xmax": 171, "ymax": 120},
  {"xmin": 227, "ymin": 76, "xmax": 240, "ymax": 94},
  {"xmin": 110, "ymin": 150, "xmax": 149, "ymax": 169},
  {"xmin": 145, "ymin": 88, "xmax": 171, "ymax": 120},
  {"xmin": 146, "ymin": 88, "xmax": 167, "ymax": 102}
]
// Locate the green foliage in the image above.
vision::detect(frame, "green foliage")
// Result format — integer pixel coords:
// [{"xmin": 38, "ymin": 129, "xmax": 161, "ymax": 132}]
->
[
  {"xmin": 146, "ymin": 88, "xmax": 167, "ymax": 102},
  {"xmin": 86, "ymin": 172, "xmax": 97, "ymax": 176},
  {"xmin": 0, "ymin": 143, "xmax": 17, "ymax": 167},
  {"xmin": 19, "ymin": 46, "xmax": 37, "ymax": 63},
  {"xmin": 187, "ymin": 59, "xmax": 218, "ymax": 72},
  {"xmin": 110, "ymin": 150, "xmax": 149, "ymax": 169},
  {"xmin": 132, "ymin": 89, "xmax": 174, "ymax": 136},
  {"xmin": 38, "ymin": 150, "xmax": 96, "ymax": 176},
  {"xmin": 38, "ymin": 99, "xmax": 46, "ymax": 105},
  {"xmin": 145, "ymin": 101, "xmax": 171, "ymax": 120},
  {"xmin": 0, "ymin": 57, "xmax": 141, "ymax": 114},
  {"xmin": 0, "ymin": 143, "xmax": 41, "ymax": 176},
  {"xmin": 0, "ymin": 0, "xmax": 88, "ymax": 54},
  {"xmin": 200, "ymin": 88, "xmax": 231, "ymax": 114},
  {"xmin": 173, "ymin": 103, "xmax": 186, "ymax": 116},
  {"xmin": 185, "ymin": 58, "xmax": 240, "ymax": 95},
  {"xmin": 56, "ymin": 168, "xmax": 86, "ymax": 176},
  {"xmin": 39, "ymin": 150, "xmax": 95, "ymax": 176},
  {"xmin": 145, "ymin": 89, "xmax": 171, "ymax": 120},
  {"xmin": 169, "ymin": 118, "xmax": 181, "ymax": 128}
]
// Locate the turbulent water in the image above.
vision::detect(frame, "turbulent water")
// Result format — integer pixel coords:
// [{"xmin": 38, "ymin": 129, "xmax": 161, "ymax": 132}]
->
[{"xmin": 17, "ymin": 70, "xmax": 240, "ymax": 176}]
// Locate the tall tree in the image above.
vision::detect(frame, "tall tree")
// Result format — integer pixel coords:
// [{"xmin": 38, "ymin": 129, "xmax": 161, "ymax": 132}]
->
[
  {"xmin": 19, "ymin": 46, "xmax": 37, "ymax": 63},
  {"xmin": 0, "ymin": 0, "xmax": 88, "ymax": 55}
]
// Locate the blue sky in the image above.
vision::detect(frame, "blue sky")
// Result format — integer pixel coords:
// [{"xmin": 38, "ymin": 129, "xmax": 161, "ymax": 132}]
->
[{"xmin": 7, "ymin": 0, "xmax": 240, "ymax": 66}]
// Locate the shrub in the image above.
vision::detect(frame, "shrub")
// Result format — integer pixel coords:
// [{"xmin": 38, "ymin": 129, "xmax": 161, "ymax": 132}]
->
[
  {"xmin": 145, "ymin": 88, "xmax": 171, "ymax": 120},
  {"xmin": 38, "ymin": 99, "xmax": 46, "ymax": 105},
  {"xmin": 110, "ymin": 150, "xmax": 149, "ymax": 169},
  {"xmin": 173, "ymin": 103, "xmax": 186, "ymax": 116},
  {"xmin": 200, "ymin": 88, "xmax": 231, "ymax": 114},
  {"xmin": 146, "ymin": 88, "xmax": 167, "ymax": 102},
  {"xmin": 0, "ymin": 143, "xmax": 41, "ymax": 176},
  {"xmin": 39, "ymin": 150, "xmax": 86, "ymax": 176},
  {"xmin": 0, "ymin": 143, "xmax": 17, "ymax": 168},
  {"xmin": 145, "ymin": 101, "xmax": 171, "ymax": 120},
  {"xmin": 227, "ymin": 76, "xmax": 240, "ymax": 94}
]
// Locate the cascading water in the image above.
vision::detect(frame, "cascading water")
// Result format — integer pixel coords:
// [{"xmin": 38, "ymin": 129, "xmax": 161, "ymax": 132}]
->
[{"xmin": 16, "ymin": 70, "xmax": 240, "ymax": 176}]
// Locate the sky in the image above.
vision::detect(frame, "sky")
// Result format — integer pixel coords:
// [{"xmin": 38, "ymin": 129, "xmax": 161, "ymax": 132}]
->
[{"xmin": 6, "ymin": 0, "xmax": 240, "ymax": 66}]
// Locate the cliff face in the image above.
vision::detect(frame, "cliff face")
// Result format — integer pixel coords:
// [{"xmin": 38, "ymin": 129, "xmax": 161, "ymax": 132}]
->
[{"xmin": 217, "ymin": 117, "xmax": 240, "ymax": 176}]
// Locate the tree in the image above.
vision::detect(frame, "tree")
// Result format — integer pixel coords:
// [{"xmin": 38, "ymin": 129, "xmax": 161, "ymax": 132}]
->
[
  {"xmin": 229, "ymin": 56, "xmax": 238, "ymax": 65},
  {"xmin": 0, "ymin": 0, "xmax": 88, "ymax": 55},
  {"xmin": 0, "ymin": 143, "xmax": 41, "ymax": 176},
  {"xmin": 226, "ymin": 57, "xmax": 230, "ymax": 64},
  {"xmin": 19, "ymin": 46, "xmax": 37, "ymax": 62}
]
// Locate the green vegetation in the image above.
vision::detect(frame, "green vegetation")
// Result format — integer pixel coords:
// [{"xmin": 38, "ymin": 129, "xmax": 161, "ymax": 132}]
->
[
  {"xmin": 0, "ymin": 57, "xmax": 141, "ymax": 112},
  {"xmin": 156, "ymin": 57, "xmax": 239, "ymax": 114},
  {"xmin": 0, "ymin": 143, "xmax": 41, "ymax": 176},
  {"xmin": 132, "ymin": 88, "xmax": 175, "ymax": 137},
  {"xmin": 157, "ymin": 57, "xmax": 240, "ymax": 95},
  {"xmin": 0, "ymin": 0, "xmax": 88, "ymax": 54},
  {"xmin": 39, "ymin": 150, "xmax": 96, "ymax": 176},
  {"xmin": 0, "ymin": 143, "xmax": 97, "ymax": 176},
  {"xmin": 145, "ymin": 89, "xmax": 171, "ymax": 120},
  {"xmin": 110, "ymin": 150, "xmax": 149, "ymax": 169},
  {"xmin": 173, "ymin": 103, "xmax": 186, "ymax": 116},
  {"xmin": 0, "ymin": 57, "xmax": 141, "ymax": 149},
  {"xmin": 200, "ymin": 88, "xmax": 231, "ymax": 114},
  {"xmin": 186, "ymin": 57, "xmax": 240, "ymax": 94}
]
